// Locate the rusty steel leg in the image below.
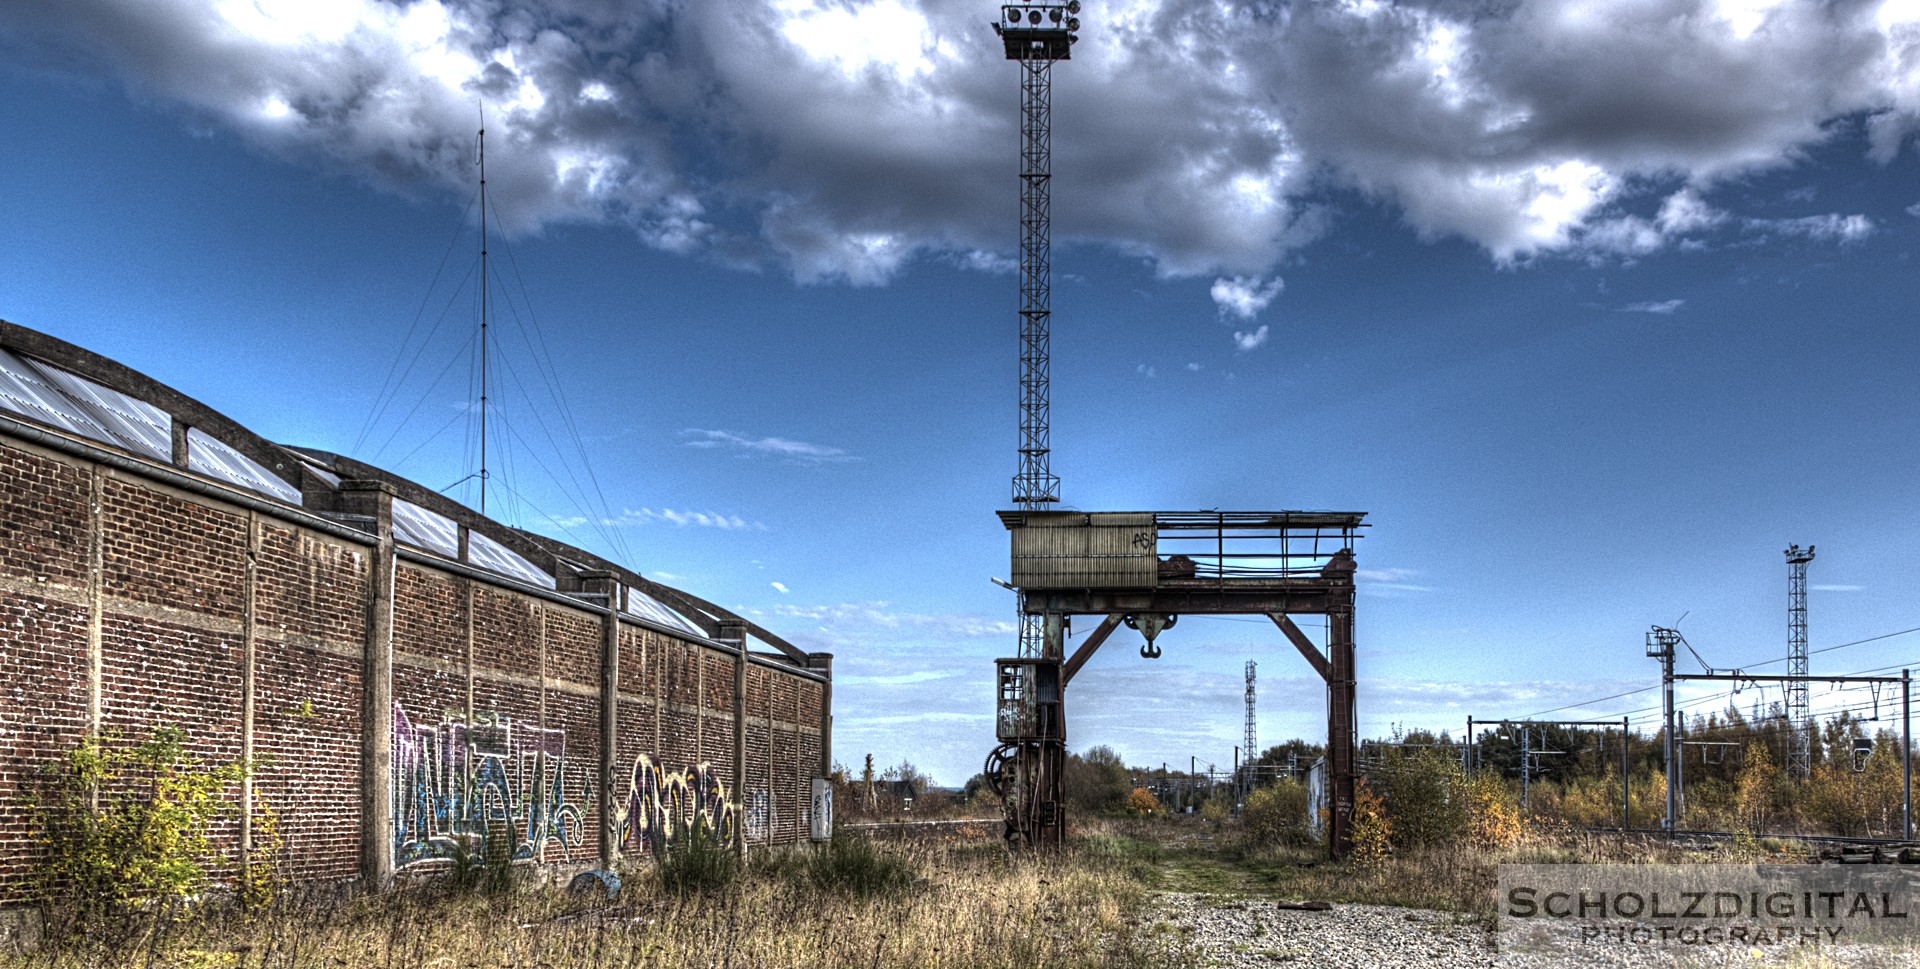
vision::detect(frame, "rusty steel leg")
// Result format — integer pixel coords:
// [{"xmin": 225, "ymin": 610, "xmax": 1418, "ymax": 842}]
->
[
  {"xmin": 1022, "ymin": 740, "xmax": 1062, "ymax": 848},
  {"xmin": 1036, "ymin": 614, "xmax": 1067, "ymax": 847},
  {"xmin": 1327, "ymin": 599, "xmax": 1356, "ymax": 859}
]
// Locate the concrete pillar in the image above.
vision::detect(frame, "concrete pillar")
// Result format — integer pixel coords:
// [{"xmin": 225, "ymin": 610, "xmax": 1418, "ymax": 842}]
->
[
  {"xmin": 85, "ymin": 465, "xmax": 104, "ymax": 735},
  {"xmin": 719, "ymin": 619, "xmax": 748, "ymax": 857},
  {"xmin": 239, "ymin": 513, "xmax": 259, "ymax": 877},
  {"xmin": 341, "ymin": 481, "xmax": 396, "ymax": 893},
  {"xmin": 581, "ymin": 571, "xmax": 621, "ymax": 869},
  {"xmin": 809, "ymin": 653, "xmax": 834, "ymax": 780}
]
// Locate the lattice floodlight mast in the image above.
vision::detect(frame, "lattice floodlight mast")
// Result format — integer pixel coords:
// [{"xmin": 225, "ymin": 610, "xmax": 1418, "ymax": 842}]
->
[
  {"xmin": 998, "ymin": 2, "xmax": 1076, "ymax": 516},
  {"xmin": 986, "ymin": 1, "xmax": 1080, "ymax": 851},
  {"xmin": 1786, "ymin": 544, "xmax": 1815, "ymax": 781},
  {"xmin": 995, "ymin": 3, "xmax": 1078, "ymax": 671}
]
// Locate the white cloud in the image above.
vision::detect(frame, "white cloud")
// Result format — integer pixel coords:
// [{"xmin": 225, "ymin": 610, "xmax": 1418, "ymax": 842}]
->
[
  {"xmin": 1658, "ymin": 189, "xmax": 1724, "ymax": 235},
  {"xmin": 9, "ymin": 0, "xmax": 1917, "ymax": 281},
  {"xmin": 835, "ymin": 670, "xmax": 960, "ymax": 687},
  {"xmin": 1619, "ymin": 299, "xmax": 1685, "ymax": 314},
  {"xmin": 681, "ymin": 428, "xmax": 855, "ymax": 465},
  {"xmin": 560, "ymin": 507, "xmax": 764, "ymax": 530},
  {"xmin": 1355, "ymin": 566, "xmax": 1432, "ymax": 594},
  {"xmin": 1759, "ymin": 213, "xmax": 1873, "ymax": 242},
  {"xmin": 770, "ymin": 581, "xmax": 789, "ymax": 594},
  {"xmin": 1232, "ymin": 325, "xmax": 1270, "ymax": 352},
  {"xmin": 1811, "ymin": 583, "xmax": 1865, "ymax": 592},
  {"xmin": 1185, "ymin": 362, "xmax": 1203, "ymax": 372},
  {"xmin": 1136, "ymin": 363, "xmax": 1157, "ymax": 378},
  {"xmin": 1210, "ymin": 275, "xmax": 1285, "ymax": 320}
]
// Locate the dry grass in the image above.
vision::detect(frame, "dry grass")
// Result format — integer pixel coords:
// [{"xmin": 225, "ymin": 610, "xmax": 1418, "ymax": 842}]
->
[
  {"xmin": 2, "ymin": 835, "xmax": 1185, "ymax": 969},
  {"xmin": 1104, "ymin": 815, "xmax": 1807, "ymax": 919}
]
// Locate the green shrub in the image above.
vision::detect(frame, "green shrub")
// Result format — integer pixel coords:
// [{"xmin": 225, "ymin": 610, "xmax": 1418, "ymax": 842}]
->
[
  {"xmin": 804, "ymin": 833, "xmax": 917, "ymax": 898},
  {"xmin": 654, "ymin": 820, "xmax": 740, "ymax": 896},
  {"xmin": 1365, "ymin": 749, "xmax": 1468, "ymax": 848},
  {"xmin": 24, "ymin": 726, "xmax": 249, "ymax": 939},
  {"xmin": 1241, "ymin": 780, "xmax": 1312, "ymax": 847}
]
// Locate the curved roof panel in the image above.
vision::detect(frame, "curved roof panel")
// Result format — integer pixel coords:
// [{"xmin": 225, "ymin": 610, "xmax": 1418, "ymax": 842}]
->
[{"xmin": 0, "ymin": 318, "xmax": 808, "ymax": 663}]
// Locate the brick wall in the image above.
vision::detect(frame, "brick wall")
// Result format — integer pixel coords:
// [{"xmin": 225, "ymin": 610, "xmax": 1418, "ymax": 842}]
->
[{"xmin": 0, "ymin": 433, "xmax": 829, "ymax": 908}]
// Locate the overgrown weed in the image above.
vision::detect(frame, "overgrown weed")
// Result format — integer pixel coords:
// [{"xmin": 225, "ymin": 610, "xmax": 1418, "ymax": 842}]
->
[{"xmin": 0, "ymin": 832, "xmax": 1182, "ymax": 969}]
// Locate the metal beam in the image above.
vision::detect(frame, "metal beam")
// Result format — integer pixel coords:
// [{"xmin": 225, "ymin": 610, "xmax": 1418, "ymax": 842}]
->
[
  {"xmin": 1062, "ymin": 613, "xmax": 1123, "ymax": 685},
  {"xmin": 1271, "ymin": 614, "xmax": 1330, "ymax": 682},
  {"xmin": 1023, "ymin": 587, "xmax": 1344, "ymax": 616}
]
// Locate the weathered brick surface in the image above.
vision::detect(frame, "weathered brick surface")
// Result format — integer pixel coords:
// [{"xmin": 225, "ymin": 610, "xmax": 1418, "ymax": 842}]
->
[
  {"xmin": 392, "ymin": 566, "xmax": 463, "ymax": 667},
  {"xmin": 101, "ymin": 478, "xmax": 246, "ymax": 618},
  {"xmin": 0, "ymin": 594, "xmax": 89, "ymax": 903},
  {"xmin": 253, "ymin": 637, "xmax": 361, "ymax": 881},
  {"xmin": 256, "ymin": 523, "xmax": 367, "ymax": 648},
  {"xmin": 471, "ymin": 587, "xmax": 538, "ymax": 674},
  {"xmin": 99, "ymin": 613, "xmax": 246, "ymax": 880},
  {"xmin": 0, "ymin": 443, "xmax": 88, "ymax": 587},
  {"xmin": 1, "ymin": 435, "xmax": 828, "ymax": 909}
]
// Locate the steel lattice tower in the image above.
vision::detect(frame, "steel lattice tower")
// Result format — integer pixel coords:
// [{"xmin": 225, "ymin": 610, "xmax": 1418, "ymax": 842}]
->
[
  {"xmin": 1785, "ymin": 544, "xmax": 1815, "ymax": 780},
  {"xmin": 996, "ymin": 3, "xmax": 1078, "ymax": 659},
  {"xmin": 1243, "ymin": 661, "xmax": 1257, "ymax": 797}
]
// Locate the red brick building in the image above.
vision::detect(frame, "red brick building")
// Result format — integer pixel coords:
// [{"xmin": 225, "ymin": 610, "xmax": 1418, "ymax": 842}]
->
[{"xmin": 0, "ymin": 319, "xmax": 830, "ymax": 917}]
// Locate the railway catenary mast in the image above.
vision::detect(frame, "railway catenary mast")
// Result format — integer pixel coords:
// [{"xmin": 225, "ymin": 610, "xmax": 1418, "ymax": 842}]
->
[
  {"xmin": 1244, "ymin": 660, "xmax": 1257, "ymax": 802},
  {"xmin": 1786, "ymin": 544, "xmax": 1815, "ymax": 781}
]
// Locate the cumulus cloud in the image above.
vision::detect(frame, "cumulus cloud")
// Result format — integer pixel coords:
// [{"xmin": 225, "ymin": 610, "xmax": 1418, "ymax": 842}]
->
[
  {"xmin": 1232, "ymin": 325, "xmax": 1269, "ymax": 352},
  {"xmin": 681, "ymin": 428, "xmax": 854, "ymax": 465},
  {"xmin": 1135, "ymin": 363, "xmax": 1156, "ymax": 377},
  {"xmin": 8, "ymin": 0, "xmax": 1919, "ymax": 282},
  {"xmin": 770, "ymin": 581, "xmax": 789, "ymax": 594},
  {"xmin": 1210, "ymin": 275, "xmax": 1285, "ymax": 319}
]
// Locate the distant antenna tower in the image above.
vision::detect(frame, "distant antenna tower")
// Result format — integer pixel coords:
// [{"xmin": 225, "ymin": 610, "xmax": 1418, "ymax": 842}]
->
[
  {"xmin": 995, "ymin": 2, "xmax": 1079, "ymax": 659},
  {"xmin": 1243, "ymin": 660, "xmax": 1257, "ymax": 793},
  {"xmin": 476, "ymin": 123, "xmax": 491, "ymax": 515},
  {"xmin": 1785, "ymin": 544, "xmax": 1815, "ymax": 781}
]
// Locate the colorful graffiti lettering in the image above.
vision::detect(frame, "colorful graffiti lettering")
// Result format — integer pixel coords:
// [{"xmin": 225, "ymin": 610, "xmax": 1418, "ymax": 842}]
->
[
  {"xmin": 391, "ymin": 702, "xmax": 593, "ymax": 867},
  {"xmin": 614, "ymin": 756, "xmax": 737, "ymax": 854}
]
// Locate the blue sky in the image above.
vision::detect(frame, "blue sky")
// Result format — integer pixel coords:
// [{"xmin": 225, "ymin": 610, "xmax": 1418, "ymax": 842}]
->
[{"xmin": 5, "ymin": 0, "xmax": 1920, "ymax": 787}]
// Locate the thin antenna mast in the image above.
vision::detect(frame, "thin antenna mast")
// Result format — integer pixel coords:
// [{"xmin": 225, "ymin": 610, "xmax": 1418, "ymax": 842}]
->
[{"xmin": 477, "ymin": 122, "xmax": 490, "ymax": 516}]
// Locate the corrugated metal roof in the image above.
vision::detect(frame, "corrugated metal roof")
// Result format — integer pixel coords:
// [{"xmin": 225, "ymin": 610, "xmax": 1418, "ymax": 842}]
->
[
  {"xmin": 0, "ymin": 347, "xmax": 169, "ymax": 461},
  {"xmin": 468, "ymin": 528, "xmax": 556, "ymax": 590},
  {"xmin": 298, "ymin": 457, "xmax": 341, "ymax": 489},
  {"xmin": 26, "ymin": 355, "xmax": 171, "ymax": 461},
  {"xmin": 624, "ymin": 587, "xmax": 704, "ymax": 637},
  {"xmin": 187, "ymin": 428, "xmax": 300, "ymax": 504},
  {"xmin": 392, "ymin": 499, "xmax": 458, "ymax": 558}
]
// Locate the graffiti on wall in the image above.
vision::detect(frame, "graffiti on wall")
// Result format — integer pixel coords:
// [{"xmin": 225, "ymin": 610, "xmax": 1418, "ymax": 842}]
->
[
  {"xmin": 614, "ymin": 755, "xmax": 737, "ymax": 853},
  {"xmin": 392, "ymin": 702, "xmax": 593, "ymax": 866},
  {"xmin": 744, "ymin": 789, "xmax": 770, "ymax": 843}
]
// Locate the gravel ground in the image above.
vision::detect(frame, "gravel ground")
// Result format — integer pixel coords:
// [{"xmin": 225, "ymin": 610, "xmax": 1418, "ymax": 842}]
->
[{"xmin": 1149, "ymin": 892, "xmax": 1920, "ymax": 969}]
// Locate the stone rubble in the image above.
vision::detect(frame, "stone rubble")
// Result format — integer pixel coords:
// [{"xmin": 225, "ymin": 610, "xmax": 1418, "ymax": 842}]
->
[{"xmin": 1148, "ymin": 892, "xmax": 1920, "ymax": 968}]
